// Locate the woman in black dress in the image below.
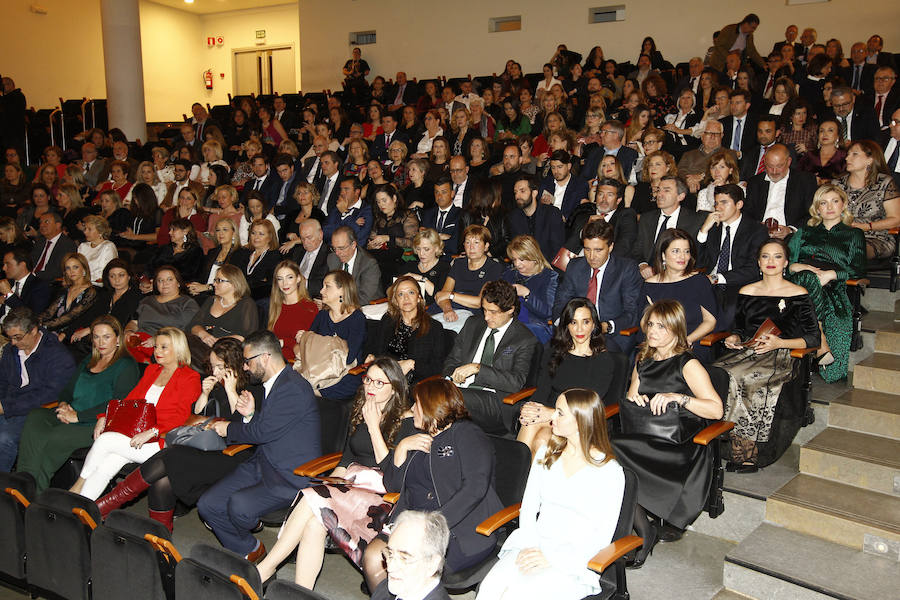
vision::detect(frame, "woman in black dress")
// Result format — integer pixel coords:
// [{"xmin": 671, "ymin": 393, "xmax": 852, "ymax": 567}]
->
[
  {"xmin": 517, "ymin": 298, "xmax": 617, "ymax": 454},
  {"xmin": 148, "ymin": 218, "xmax": 204, "ymax": 283},
  {"xmin": 366, "ymin": 183, "xmax": 419, "ymax": 291},
  {"xmin": 614, "ymin": 299, "xmax": 723, "ymax": 568},
  {"xmin": 397, "ymin": 228, "xmax": 450, "ymax": 305},
  {"xmin": 93, "ymin": 338, "xmax": 263, "ymax": 531},
  {"xmin": 228, "ymin": 218, "xmax": 282, "ymax": 300}
]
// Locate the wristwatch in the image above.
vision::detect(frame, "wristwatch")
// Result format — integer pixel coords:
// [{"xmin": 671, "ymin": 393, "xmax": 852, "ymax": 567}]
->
[{"xmin": 449, "ymin": 293, "xmax": 455, "ymax": 301}]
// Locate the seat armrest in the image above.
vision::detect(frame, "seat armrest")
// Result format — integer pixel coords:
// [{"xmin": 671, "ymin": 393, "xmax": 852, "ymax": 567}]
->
[
  {"xmin": 619, "ymin": 326, "xmax": 639, "ymax": 337},
  {"xmin": 223, "ymin": 444, "xmax": 254, "ymax": 456},
  {"xmin": 144, "ymin": 534, "xmax": 183, "ymax": 563},
  {"xmin": 587, "ymin": 535, "xmax": 643, "ymax": 573},
  {"xmin": 504, "ymin": 388, "xmax": 537, "ymax": 405},
  {"xmin": 383, "ymin": 492, "xmax": 400, "ymax": 503},
  {"xmin": 370, "ymin": 297, "xmax": 388, "ymax": 305},
  {"xmin": 349, "ymin": 362, "xmax": 371, "ymax": 376},
  {"xmin": 700, "ymin": 332, "xmax": 731, "ymax": 347},
  {"xmin": 790, "ymin": 347, "xmax": 818, "ymax": 359},
  {"xmin": 888, "ymin": 227, "xmax": 900, "ymax": 235},
  {"xmin": 294, "ymin": 452, "xmax": 343, "ymax": 477},
  {"xmin": 72, "ymin": 507, "xmax": 97, "ymax": 530},
  {"xmin": 693, "ymin": 421, "xmax": 735, "ymax": 445},
  {"xmin": 846, "ymin": 278, "xmax": 869, "ymax": 288},
  {"xmin": 4, "ymin": 487, "xmax": 30, "ymax": 508},
  {"xmin": 476, "ymin": 503, "xmax": 521, "ymax": 536},
  {"xmin": 604, "ymin": 404, "xmax": 620, "ymax": 419},
  {"xmin": 229, "ymin": 575, "xmax": 260, "ymax": 600},
  {"xmin": 42, "ymin": 401, "xmax": 59, "ymax": 409}
]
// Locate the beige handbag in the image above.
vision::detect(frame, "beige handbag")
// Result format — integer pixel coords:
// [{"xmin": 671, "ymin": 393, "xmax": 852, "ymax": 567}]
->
[{"xmin": 293, "ymin": 331, "xmax": 356, "ymax": 396}]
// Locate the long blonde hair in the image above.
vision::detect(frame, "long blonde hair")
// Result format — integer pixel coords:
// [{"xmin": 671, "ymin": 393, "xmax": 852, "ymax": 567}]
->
[
  {"xmin": 267, "ymin": 260, "xmax": 311, "ymax": 329},
  {"xmin": 541, "ymin": 388, "xmax": 615, "ymax": 469},
  {"xmin": 808, "ymin": 184, "xmax": 854, "ymax": 227}
]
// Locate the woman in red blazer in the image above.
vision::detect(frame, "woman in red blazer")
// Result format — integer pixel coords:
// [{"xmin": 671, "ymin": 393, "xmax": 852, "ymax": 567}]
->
[{"xmin": 70, "ymin": 327, "xmax": 201, "ymax": 501}]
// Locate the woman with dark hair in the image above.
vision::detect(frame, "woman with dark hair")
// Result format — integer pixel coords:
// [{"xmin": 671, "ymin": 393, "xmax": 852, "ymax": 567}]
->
[
  {"xmin": 412, "ymin": 109, "xmax": 445, "ymax": 158},
  {"xmin": 479, "ymin": 388, "xmax": 624, "ymax": 600},
  {"xmin": 641, "ymin": 75, "xmax": 676, "ymax": 126},
  {"xmin": 631, "ymin": 150, "xmax": 678, "ymax": 214},
  {"xmin": 714, "ymin": 239, "xmax": 821, "ymax": 470},
  {"xmin": 99, "ymin": 190, "xmax": 132, "ymax": 238},
  {"xmin": 363, "ymin": 103, "xmax": 384, "ymax": 141},
  {"xmin": 766, "ymin": 77, "xmax": 798, "ymax": 119},
  {"xmin": 158, "ymin": 187, "xmax": 208, "ymax": 248},
  {"xmin": 256, "ymin": 358, "xmax": 417, "ymax": 587},
  {"xmin": 426, "ymin": 136, "xmax": 451, "ymax": 182},
  {"xmin": 361, "ymin": 378, "xmax": 503, "ymax": 591},
  {"xmin": 583, "ymin": 46, "xmax": 606, "ymax": 78},
  {"xmin": 457, "ymin": 179, "xmax": 510, "ymax": 258},
  {"xmin": 601, "ymin": 59, "xmax": 625, "ymax": 100},
  {"xmin": 798, "ymin": 54, "xmax": 832, "ymax": 118},
  {"xmin": 205, "ymin": 164, "xmax": 231, "ymax": 208},
  {"xmin": 614, "ymin": 300, "xmax": 723, "ymax": 567},
  {"xmin": 148, "ymin": 218, "xmax": 204, "ymax": 283},
  {"xmin": 398, "ymin": 104, "xmax": 424, "ymax": 143},
  {"xmin": 467, "ymin": 136, "xmax": 491, "ymax": 182},
  {"xmin": 92, "ymin": 337, "xmax": 262, "ymax": 531},
  {"xmin": 798, "ymin": 120, "xmax": 846, "ymax": 184},
  {"xmin": 17, "ymin": 315, "xmax": 142, "ymax": 493},
  {"xmin": 97, "ymin": 160, "xmax": 133, "ymax": 203},
  {"xmin": 259, "ymin": 105, "xmax": 288, "ymax": 148},
  {"xmin": 267, "ymin": 260, "xmax": 318, "ymax": 362},
  {"xmin": 228, "ymin": 218, "xmax": 282, "ymax": 299},
  {"xmin": 239, "ymin": 192, "xmax": 280, "ymax": 246},
  {"xmin": 642, "ymin": 229, "xmax": 718, "ymax": 362},
  {"xmin": 115, "ymin": 183, "xmax": 161, "ymax": 261},
  {"xmin": 125, "ymin": 266, "xmax": 200, "ymax": 362},
  {"xmin": 367, "ymin": 183, "xmax": 419, "ymax": 290},
  {"xmin": 39, "ymin": 253, "xmax": 105, "ymax": 344},
  {"xmin": 517, "ymin": 298, "xmax": 617, "ymax": 454},
  {"xmin": 17, "ymin": 184, "xmax": 55, "ymax": 236},
  {"xmin": 1, "ymin": 163, "xmax": 30, "ymax": 217},
  {"xmin": 637, "ymin": 37, "xmax": 665, "ymax": 70},
  {"xmin": 777, "ymin": 99, "xmax": 818, "ymax": 156},
  {"xmin": 496, "ymin": 100, "xmax": 532, "ymax": 141},
  {"xmin": 365, "ymin": 276, "xmax": 446, "ymax": 384}
]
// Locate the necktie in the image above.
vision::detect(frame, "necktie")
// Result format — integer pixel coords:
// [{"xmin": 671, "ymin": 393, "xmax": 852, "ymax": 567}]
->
[
  {"xmin": 385, "ymin": 132, "xmax": 392, "ymax": 149},
  {"xmin": 717, "ymin": 225, "xmax": 731, "ymax": 275},
  {"xmin": 655, "ymin": 215, "xmax": 670, "ymax": 246},
  {"xmin": 322, "ymin": 178, "xmax": 332, "ymax": 205},
  {"xmin": 764, "ymin": 75, "xmax": 774, "ymax": 97},
  {"xmin": 732, "ymin": 119, "xmax": 742, "ymax": 151},
  {"xmin": 690, "ymin": 77, "xmax": 697, "ymax": 92},
  {"xmin": 480, "ymin": 328, "xmax": 499, "ymax": 366},
  {"xmin": 887, "ymin": 142, "xmax": 899, "ymax": 172},
  {"xmin": 13, "ymin": 281, "xmax": 20, "ymax": 296},
  {"xmin": 586, "ymin": 268, "xmax": 600, "ymax": 306},
  {"xmin": 756, "ymin": 146, "xmax": 768, "ymax": 175},
  {"xmin": 437, "ymin": 210, "xmax": 447, "ymax": 231},
  {"xmin": 839, "ymin": 117, "xmax": 848, "ymax": 141},
  {"xmin": 852, "ymin": 65, "xmax": 861, "ymax": 90},
  {"xmin": 35, "ymin": 240, "xmax": 51, "ymax": 272},
  {"xmin": 875, "ymin": 95, "xmax": 884, "ymax": 125},
  {"xmin": 254, "ymin": 178, "xmax": 262, "ymax": 191},
  {"xmin": 342, "ymin": 262, "xmax": 349, "ymax": 273}
]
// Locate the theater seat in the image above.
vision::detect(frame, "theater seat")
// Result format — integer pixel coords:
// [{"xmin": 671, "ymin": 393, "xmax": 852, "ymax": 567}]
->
[
  {"xmin": 265, "ymin": 579, "xmax": 331, "ymax": 600},
  {"xmin": 175, "ymin": 542, "xmax": 262, "ymax": 600},
  {"xmin": 0, "ymin": 471, "xmax": 36, "ymax": 584}
]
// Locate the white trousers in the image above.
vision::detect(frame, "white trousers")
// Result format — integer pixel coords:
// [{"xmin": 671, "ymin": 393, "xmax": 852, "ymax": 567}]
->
[{"xmin": 78, "ymin": 431, "xmax": 160, "ymax": 500}]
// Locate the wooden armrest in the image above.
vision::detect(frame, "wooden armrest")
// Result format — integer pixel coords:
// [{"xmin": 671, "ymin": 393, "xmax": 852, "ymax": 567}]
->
[
  {"xmin": 888, "ymin": 227, "xmax": 899, "ymax": 235},
  {"xmin": 229, "ymin": 574, "xmax": 260, "ymax": 600},
  {"xmin": 604, "ymin": 404, "xmax": 620, "ymax": 419},
  {"xmin": 42, "ymin": 401, "xmax": 59, "ymax": 409},
  {"xmin": 144, "ymin": 534, "xmax": 183, "ymax": 563},
  {"xmin": 4, "ymin": 487, "xmax": 29, "ymax": 508},
  {"xmin": 72, "ymin": 507, "xmax": 97, "ymax": 530},
  {"xmin": 693, "ymin": 421, "xmax": 735, "ymax": 445},
  {"xmin": 223, "ymin": 444, "xmax": 253, "ymax": 456},
  {"xmin": 619, "ymin": 326, "xmax": 639, "ymax": 337},
  {"xmin": 846, "ymin": 278, "xmax": 869, "ymax": 287},
  {"xmin": 349, "ymin": 362, "xmax": 372, "ymax": 376},
  {"xmin": 294, "ymin": 452, "xmax": 343, "ymax": 477},
  {"xmin": 370, "ymin": 297, "xmax": 388, "ymax": 304},
  {"xmin": 700, "ymin": 332, "xmax": 731, "ymax": 347},
  {"xmin": 503, "ymin": 387, "xmax": 536, "ymax": 405},
  {"xmin": 383, "ymin": 492, "xmax": 400, "ymax": 503},
  {"xmin": 476, "ymin": 503, "xmax": 521, "ymax": 536},
  {"xmin": 790, "ymin": 347, "xmax": 819, "ymax": 359},
  {"xmin": 588, "ymin": 535, "xmax": 643, "ymax": 573}
]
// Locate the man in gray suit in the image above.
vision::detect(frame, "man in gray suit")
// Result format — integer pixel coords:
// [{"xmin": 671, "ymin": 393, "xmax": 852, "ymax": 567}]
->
[
  {"xmin": 75, "ymin": 143, "xmax": 106, "ymax": 187},
  {"xmin": 443, "ymin": 280, "xmax": 539, "ymax": 434},
  {"xmin": 326, "ymin": 225, "xmax": 383, "ymax": 304}
]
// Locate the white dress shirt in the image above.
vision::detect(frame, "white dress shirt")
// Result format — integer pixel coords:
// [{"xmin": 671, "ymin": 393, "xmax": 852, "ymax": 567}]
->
[
  {"xmin": 552, "ymin": 175, "xmax": 571, "ymax": 212},
  {"xmin": 460, "ymin": 317, "xmax": 514, "ymax": 389},
  {"xmin": 452, "ymin": 178, "xmax": 468, "ymax": 208},
  {"xmin": 17, "ymin": 331, "xmax": 44, "ymax": 387},
  {"xmin": 762, "ymin": 173, "xmax": 790, "ymax": 227}
]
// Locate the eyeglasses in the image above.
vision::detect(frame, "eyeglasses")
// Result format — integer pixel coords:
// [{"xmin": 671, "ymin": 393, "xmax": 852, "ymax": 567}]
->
[
  {"xmin": 213, "ymin": 278, "xmax": 230, "ymax": 285},
  {"xmin": 832, "ymin": 101, "xmax": 853, "ymax": 110},
  {"xmin": 701, "ymin": 131, "xmax": 723, "ymax": 136},
  {"xmin": 332, "ymin": 242, "xmax": 354, "ymax": 252},
  {"xmin": 243, "ymin": 352, "xmax": 269, "ymax": 365},
  {"xmin": 363, "ymin": 375, "xmax": 390, "ymax": 389},
  {"xmin": 8, "ymin": 333, "xmax": 29, "ymax": 343},
  {"xmin": 381, "ymin": 547, "xmax": 424, "ymax": 567},
  {"xmin": 875, "ymin": 76, "xmax": 896, "ymax": 82}
]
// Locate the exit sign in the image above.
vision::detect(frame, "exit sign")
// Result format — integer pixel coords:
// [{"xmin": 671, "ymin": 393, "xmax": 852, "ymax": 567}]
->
[{"xmin": 255, "ymin": 30, "xmax": 266, "ymax": 39}]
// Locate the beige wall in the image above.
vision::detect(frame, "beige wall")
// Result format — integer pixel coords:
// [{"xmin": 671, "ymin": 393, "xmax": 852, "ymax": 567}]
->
[{"xmin": 298, "ymin": 0, "xmax": 900, "ymax": 91}]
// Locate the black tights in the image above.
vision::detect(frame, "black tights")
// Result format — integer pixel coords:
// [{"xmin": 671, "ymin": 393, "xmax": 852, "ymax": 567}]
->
[
  {"xmin": 139, "ymin": 455, "xmax": 176, "ymax": 512},
  {"xmin": 633, "ymin": 504, "xmax": 654, "ymax": 541}
]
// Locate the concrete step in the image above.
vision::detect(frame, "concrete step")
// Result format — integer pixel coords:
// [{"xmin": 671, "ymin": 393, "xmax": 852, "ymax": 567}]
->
[
  {"xmin": 724, "ymin": 523, "xmax": 900, "ymax": 600},
  {"xmin": 800, "ymin": 428, "xmax": 900, "ymax": 495},
  {"xmin": 874, "ymin": 328, "xmax": 900, "ymax": 356},
  {"xmin": 852, "ymin": 353, "xmax": 900, "ymax": 395},
  {"xmin": 766, "ymin": 474, "xmax": 900, "ymax": 550},
  {"xmin": 711, "ymin": 590, "xmax": 753, "ymax": 600},
  {"xmin": 860, "ymin": 287, "xmax": 899, "ymax": 313},
  {"xmin": 829, "ymin": 388, "xmax": 900, "ymax": 440}
]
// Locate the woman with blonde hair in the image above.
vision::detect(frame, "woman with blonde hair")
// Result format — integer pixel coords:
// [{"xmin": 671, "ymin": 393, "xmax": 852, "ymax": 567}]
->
[
  {"xmin": 502, "ymin": 235, "xmax": 558, "ymax": 343},
  {"xmin": 206, "ymin": 183, "xmax": 244, "ymax": 236},
  {"xmin": 588, "ymin": 155, "xmax": 636, "ymax": 208},
  {"xmin": 344, "ymin": 138, "xmax": 370, "ymax": 179},
  {"xmin": 55, "ymin": 183, "xmax": 90, "ymax": 243},
  {"xmin": 268, "ymin": 260, "xmax": 318, "ymax": 361},
  {"xmin": 280, "ymin": 182, "xmax": 326, "ymax": 253},
  {"xmin": 397, "ymin": 228, "xmax": 449, "ymax": 305},
  {"xmin": 40, "ymin": 253, "xmax": 105, "ymax": 343},
  {"xmin": 129, "ymin": 161, "xmax": 167, "ymax": 206},
  {"xmin": 77, "ymin": 215, "xmax": 118, "ymax": 283},
  {"xmin": 0, "ymin": 216, "xmax": 32, "ymax": 256}
]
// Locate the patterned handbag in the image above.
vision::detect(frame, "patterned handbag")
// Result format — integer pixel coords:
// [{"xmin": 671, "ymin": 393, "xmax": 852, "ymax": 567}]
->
[{"xmin": 104, "ymin": 398, "xmax": 158, "ymax": 439}]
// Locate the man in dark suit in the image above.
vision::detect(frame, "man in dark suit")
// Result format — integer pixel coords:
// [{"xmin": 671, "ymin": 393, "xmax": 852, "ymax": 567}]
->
[
  {"xmin": 553, "ymin": 220, "xmax": 642, "ymax": 354},
  {"xmin": 200, "ymin": 331, "xmax": 321, "ymax": 562},
  {"xmin": 772, "ymin": 25, "xmax": 803, "ymax": 57},
  {"xmin": 757, "ymin": 52, "xmax": 790, "ymax": 102},
  {"xmin": 721, "ymin": 90, "xmax": 757, "ymax": 160},
  {"xmin": 441, "ymin": 86, "xmax": 465, "ymax": 117},
  {"xmin": 289, "ymin": 220, "xmax": 329, "ymax": 298},
  {"xmin": 323, "ymin": 177, "xmax": 373, "ymax": 244},
  {"xmin": 633, "ymin": 175, "xmax": 706, "ymax": 275},
  {"xmin": 161, "ymin": 159, "xmax": 205, "ymax": 210},
  {"xmin": 564, "ymin": 178, "xmax": 638, "ymax": 258},
  {"xmin": 826, "ymin": 87, "xmax": 880, "ymax": 143},
  {"xmin": 449, "ymin": 156, "xmax": 475, "ymax": 209},
  {"xmin": 490, "ymin": 143, "xmax": 524, "ymax": 212},
  {"xmin": 675, "ymin": 57, "xmax": 704, "ymax": 96},
  {"xmin": 507, "ymin": 174, "xmax": 564, "ymax": 262},
  {"xmin": 326, "ymin": 226, "xmax": 383, "ymax": 304},
  {"xmin": 370, "ymin": 511, "xmax": 451, "ymax": 600},
  {"xmin": 443, "ymin": 280, "xmax": 538, "ymax": 434},
  {"xmin": 858, "ymin": 66, "xmax": 899, "ymax": 130},
  {"xmin": 696, "ymin": 184, "xmax": 768, "ymax": 330},
  {"xmin": 30, "ymin": 213, "xmax": 77, "ymax": 284},
  {"xmin": 271, "ymin": 154, "xmax": 300, "ymax": 227},
  {"xmin": 300, "ymin": 136, "xmax": 329, "ymax": 188},
  {"xmin": 739, "ymin": 116, "xmax": 782, "ymax": 182},
  {"xmin": 371, "ymin": 113, "xmax": 410, "ymax": 163},
  {"xmin": 316, "ymin": 151, "xmax": 343, "ymax": 215},
  {"xmin": 582, "ymin": 120, "xmax": 638, "ymax": 183},
  {"xmin": 387, "ymin": 71, "xmax": 420, "ymax": 113},
  {"xmin": 867, "ymin": 35, "xmax": 896, "ymax": 71},
  {"xmin": 842, "ymin": 43, "xmax": 878, "ymax": 96},
  {"xmin": 241, "ymin": 155, "xmax": 281, "ymax": 207},
  {"xmin": 745, "ymin": 144, "xmax": 817, "ymax": 238},
  {"xmin": 0, "ymin": 249, "xmax": 51, "ymax": 317},
  {"xmin": 536, "ymin": 150, "xmax": 589, "ymax": 221},
  {"xmin": 272, "ymin": 96, "xmax": 301, "ymax": 141},
  {"xmin": 881, "ymin": 107, "xmax": 900, "ymax": 186},
  {"xmin": 420, "ymin": 178, "xmax": 461, "ymax": 256}
]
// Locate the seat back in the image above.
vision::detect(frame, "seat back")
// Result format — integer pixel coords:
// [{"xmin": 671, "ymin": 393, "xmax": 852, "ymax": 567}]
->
[
  {"xmin": 264, "ymin": 579, "xmax": 330, "ymax": 600},
  {"xmin": 24, "ymin": 488, "xmax": 102, "ymax": 600},
  {"xmin": 524, "ymin": 342, "xmax": 544, "ymax": 388},
  {"xmin": 91, "ymin": 510, "xmax": 173, "ymax": 600},
  {"xmin": 489, "ymin": 436, "xmax": 532, "ymax": 509},
  {"xmin": 316, "ymin": 396, "xmax": 352, "ymax": 456},
  {"xmin": 175, "ymin": 543, "xmax": 261, "ymax": 600},
  {"xmin": 599, "ymin": 467, "xmax": 639, "ymax": 597},
  {"xmin": 0, "ymin": 471, "xmax": 36, "ymax": 580},
  {"xmin": 605, "ymin": 351, "xmax": 630, "ymax": 403}
]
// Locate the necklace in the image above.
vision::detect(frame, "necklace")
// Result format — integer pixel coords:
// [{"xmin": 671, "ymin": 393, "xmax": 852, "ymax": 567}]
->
[{"xmin": 219, "ymin": 296, "xmax": 236, "ymax": 309}]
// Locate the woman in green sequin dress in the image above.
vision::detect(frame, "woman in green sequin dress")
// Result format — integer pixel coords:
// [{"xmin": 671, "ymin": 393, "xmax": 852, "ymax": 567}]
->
[{"xmin": 788, "ymin": 184, "xmax": 866, "ymax": 382}]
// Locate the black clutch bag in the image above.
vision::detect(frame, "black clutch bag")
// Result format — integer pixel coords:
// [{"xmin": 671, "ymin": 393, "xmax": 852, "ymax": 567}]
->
[{"xmin": 618, "ymin": 398, "xmax": 707, "ymax": 445}]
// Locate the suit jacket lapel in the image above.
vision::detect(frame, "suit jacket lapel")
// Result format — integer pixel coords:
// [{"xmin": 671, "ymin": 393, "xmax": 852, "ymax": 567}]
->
[{"xmin": 469, "ymin": 321, "xmax": 488, "ymax": 362}]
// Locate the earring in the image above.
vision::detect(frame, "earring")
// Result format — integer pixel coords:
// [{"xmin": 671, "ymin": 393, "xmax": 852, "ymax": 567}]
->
[
  {"xmin": 661, "ymin": 258, "xmax": 667, "ymax": 270},
  {"xmin": 183, "ymin": 235, "xmax": 188, "ymax": 243}
]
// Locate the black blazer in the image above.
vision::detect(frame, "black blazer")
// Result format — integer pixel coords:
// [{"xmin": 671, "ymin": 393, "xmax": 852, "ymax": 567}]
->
[
  {"xmin": 858, "ymin": 88, "xmax": 900, "ymax": 129},
  {"xmin": 370, "ymin": 314, "xmax": 447, "ymax": 384},
  {"xmin": 582, "ymin": 145, "xmax": 639, "ymax": 183},
  {"xmin": 744, "ymin": 169, "xmax": 817, "ymax": 229},
  {"xmin": 420, "ymin": 205, "xmax": 461, "ymax": 257},
  {"xmin": 30, "ymin": 234, "xmax": 78, "ymax": 283},
  {"xmin": 840, "ymin": 63, "xmax": 878, "ymax": 95},
  {"xmin": 4, "ymin": 273, "xmax": 51, "ymax": 315},
  {"xmin": 506, "ymin": 203, "xmax": 565, "ymax": 262},
  {"xmin": 564, "ymin": 206, "xmax": 638, "ymax": 259},
  {"xmin": 536, "ymin": 175, "xmax": 590, "ymax": 221},
  {"xmin": 720, "ymin": 114, "xmax": 759, "ymax": 159},
  {"xmin": 739, "ymin": 144, "xmax": 798, "ymax": 183},
  {"xmin": 697, "ymin": 217, "xmax": 768, "ymax": 288},
  {"xmin": 289, "ymin": 244, "xmax": 329, "ymax": 298},
  {"xmin": 823, "ymin": 107, "xmax": 881, "ymax": 143},
  {"xmin": 300, "ymin": 155, "xmax": 325, "ymax": 190},
  {"xmin": 633, "ymin": 206, "xmax": 706, "ymax": 265},
  {"xmin": 372, "ymin": 580, "xmax": 449, "ymax": 600},
  {"xmin": 228, "ymin": 248, "xmax": 283, "ymax": 300},
  {"xmin": 148, "ymin": 243, "xmax": 204, "ymax": 283},
  {"xmin": 241, "ymin": 170, "xmax": 281, "ymax": 208},
  {"xmin": 316, "ymin": 174, "xmax": 342, "ymax": 214}
]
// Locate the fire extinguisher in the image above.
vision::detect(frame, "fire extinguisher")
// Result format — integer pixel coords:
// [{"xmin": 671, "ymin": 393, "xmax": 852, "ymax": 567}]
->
[{"xmin": 203, "ymin": 70, "xmax": 213, "ymax": 90}]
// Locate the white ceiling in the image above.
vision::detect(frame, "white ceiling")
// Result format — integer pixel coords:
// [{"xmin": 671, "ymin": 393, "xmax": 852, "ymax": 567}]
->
[{"xmin": 147, "ymin": 0, "xmax": 295, "ymax": 16}]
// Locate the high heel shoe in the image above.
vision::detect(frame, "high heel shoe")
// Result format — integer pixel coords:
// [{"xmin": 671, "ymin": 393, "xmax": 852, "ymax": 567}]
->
[
  {"xmin": 816, "ymin": 351, "xmax": 835, "ymax": 367},
  {"xmin": 627, "ymin": 523, "xmax": 658, "ymax": 570}
]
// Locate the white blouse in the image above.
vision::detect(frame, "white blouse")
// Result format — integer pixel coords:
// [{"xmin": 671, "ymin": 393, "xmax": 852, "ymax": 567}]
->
[{"xmin": 77, "ymin": 240, "xmax": 118, "ymax": 283}]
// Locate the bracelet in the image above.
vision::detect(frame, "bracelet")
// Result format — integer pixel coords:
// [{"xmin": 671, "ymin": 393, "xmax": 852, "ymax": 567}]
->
[
  {"xmin": 868, "ymin": 222, "xmax": 873, "ymax": 231},
  {"xmin": 680, "ymin": 394, "xmax": 691, "ymax": 408}
]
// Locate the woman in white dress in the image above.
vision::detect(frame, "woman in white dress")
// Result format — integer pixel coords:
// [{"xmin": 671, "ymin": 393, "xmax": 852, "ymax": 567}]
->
[
  {"xmin": 77, "ymin": 215, "xmax": 118, "ymax": 284},
  {"xmin": 477, "ymin": 388, "xmax": 625, "ymax": 600}
]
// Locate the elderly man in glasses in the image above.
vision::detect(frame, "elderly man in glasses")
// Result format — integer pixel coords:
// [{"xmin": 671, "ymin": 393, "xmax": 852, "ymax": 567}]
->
[{"xmin": 371, "ymin": 510, "xmax": 452, "ymax": 600}]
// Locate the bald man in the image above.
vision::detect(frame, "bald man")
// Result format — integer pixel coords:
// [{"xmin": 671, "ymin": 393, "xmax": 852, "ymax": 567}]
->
[{"xmin": 744, "ymin": 144, "xmax": 817, "ymax": 238}]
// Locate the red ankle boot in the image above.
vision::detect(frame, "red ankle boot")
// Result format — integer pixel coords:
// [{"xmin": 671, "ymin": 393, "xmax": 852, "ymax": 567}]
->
[
  {"xmin": 96, "ymin": 469, "xmax": 150, "ymax": 518},
  {"xmin": 149, "ymin": 509, "xmax": 174, "ymax": 533}
]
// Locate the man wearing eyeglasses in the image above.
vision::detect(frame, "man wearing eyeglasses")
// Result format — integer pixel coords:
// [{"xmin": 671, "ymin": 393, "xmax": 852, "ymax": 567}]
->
[
  {"xmin": 825, "ymin": 87, "xmax": 880, "ymax": 145},
  {"xmin": 370, "ymin": 511, "xmax": 452, "ymax": 600},
  {"xmin": 677, "ymin": 120, "xmax": 737, "ymax": 194},
  {"xmin": 326, "ymin": 225, "xmax": 383, "ymax": 304},
  {"xmin": 199, "ymin": 330, "xmax": 320, "ymax": 564},
  {"xmin": 860, "ymin": 67, "xmax": 898, "ymax": 130},
  {"xmin": 581, "ymin": 120, "xmax": 638, "ymax": 186},
  {"xmin": 881, "ymin": 108, "xmax": 900, "ymax": 186}
]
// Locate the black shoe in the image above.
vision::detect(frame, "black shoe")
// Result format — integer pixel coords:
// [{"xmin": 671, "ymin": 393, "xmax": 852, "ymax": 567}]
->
[
  {"xmin": 725, "ymin": 461, "xmax": 740, "ymax": 472},
  {"xmin": 658, "ymin": 522, "xmax": 684, "ymax": 543},
  {"xmin": 627, "ymin": 523, "xmax": 658, "ymax": 569},
  {"xmin": 251, "ymin": 520, "xmax": 264, "ymax": 534},
  {"xmin": 734, "ymin": 462, "xmax": 759, "ymax": 474}
]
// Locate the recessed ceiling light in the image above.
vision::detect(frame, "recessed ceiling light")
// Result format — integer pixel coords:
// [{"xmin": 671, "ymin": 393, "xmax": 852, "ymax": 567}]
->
[{"xmin": 184, "ymin": 0, "xmax": 195, "ymax": 4}]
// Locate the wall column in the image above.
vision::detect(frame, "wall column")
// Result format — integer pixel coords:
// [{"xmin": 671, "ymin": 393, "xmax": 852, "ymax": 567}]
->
[{"xmin": 100, "ymin": 0, "xmax": 147, "ymax": 142}]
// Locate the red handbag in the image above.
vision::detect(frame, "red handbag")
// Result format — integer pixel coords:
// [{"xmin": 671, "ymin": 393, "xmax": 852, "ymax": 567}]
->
[{"xmin": 104, "ymin": 398, "xmax": 158, "ymax": 439}]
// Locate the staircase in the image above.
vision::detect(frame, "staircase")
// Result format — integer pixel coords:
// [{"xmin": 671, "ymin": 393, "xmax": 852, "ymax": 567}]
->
[{"xmin": 721, "ymin": 311, "xmax": 900, "ymax": 600}]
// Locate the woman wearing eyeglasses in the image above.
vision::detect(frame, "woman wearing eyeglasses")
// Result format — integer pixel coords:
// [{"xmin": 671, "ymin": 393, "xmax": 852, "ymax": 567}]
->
[
  {"xmin": 256, "ymin": 358, "xmax": 417, "ymax": 588},
  {"xmin": 187, "ymin": 264, "xmax": 259, "ymax": 367}
]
